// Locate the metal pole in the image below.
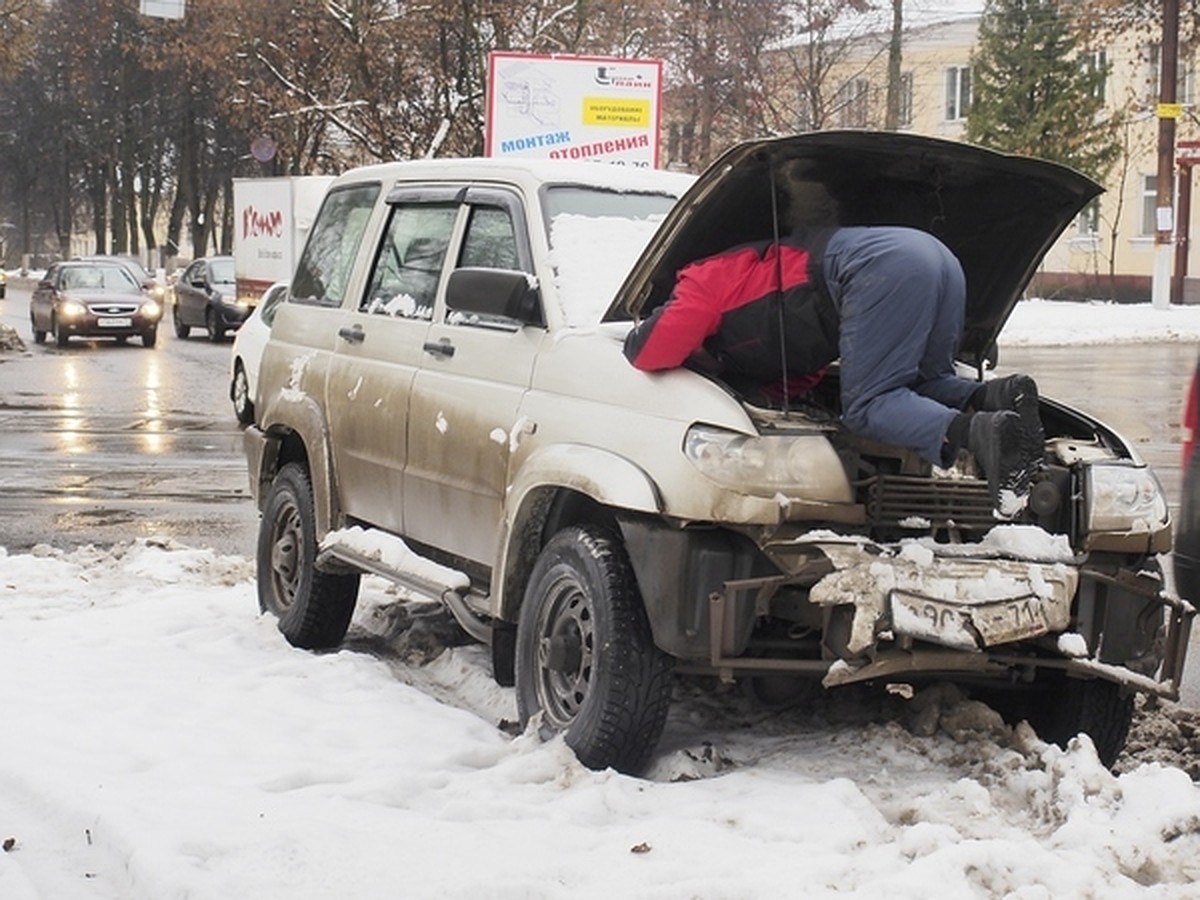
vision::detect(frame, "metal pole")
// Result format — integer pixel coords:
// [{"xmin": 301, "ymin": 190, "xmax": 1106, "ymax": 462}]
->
[
  {"xmin": 1153, "ymin": 0, "xmax": 1180, "ymax": 309},
  {"xmin": 1176, "ymin": 162, "xmax": 1192, "ymax": 303}
]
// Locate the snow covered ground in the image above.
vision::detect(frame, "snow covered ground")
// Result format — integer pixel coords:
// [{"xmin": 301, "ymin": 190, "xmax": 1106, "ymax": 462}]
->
[
  {"xmin": 1, "ymin": 541, "xmax": 1199, "ymax": 899},
  {"xmin": 2, "ymin": 298, "xmax": 1200, "ymax": 898}
]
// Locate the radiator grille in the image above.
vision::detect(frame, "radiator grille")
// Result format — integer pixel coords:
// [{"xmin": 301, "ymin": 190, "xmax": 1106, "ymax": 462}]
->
[{"xmin": 865, "ymin": 474, "xmax": 996, "ymax": 532}]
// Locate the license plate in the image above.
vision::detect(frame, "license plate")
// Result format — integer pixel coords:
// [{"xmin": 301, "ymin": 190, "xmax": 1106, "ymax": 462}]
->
[
  {"xmin": 889, "ymin": 589, "xmax": 1068, "ymax": 650},
  {"xmin": 98, "ymin": 318, "xmax": 133, "ymax": 327}
]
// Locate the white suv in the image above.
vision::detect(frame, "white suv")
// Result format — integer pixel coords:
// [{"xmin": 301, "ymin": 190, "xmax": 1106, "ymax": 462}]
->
[{"xmin": 245, "ymin": 132, "xmax": 1190, "ymax": 774}]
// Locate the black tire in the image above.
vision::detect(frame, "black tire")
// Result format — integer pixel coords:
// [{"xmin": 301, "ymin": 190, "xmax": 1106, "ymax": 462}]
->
[
  {"xmin": 54, "ymin": 319, "xmax": 68, "ymax": 348},
  {"xmin": 1027, "ymin": 677, "xmax": 1134, "ymax": 768},
  {"xmin": 142, "ymin": 327, "xmax": 157, "ymax": 348},
  {"xmin": 988, "ymin": 676, "xmax": 1135, "ymax": 769},
  {"xmin": 231, "ymin": 361, "xmax": 254, "ymax": 425},
  {"xmin": 206, "ymin": 308, "xmax": 225, "ymax": 342},
  {"xmin": 173, "ymin": 303, "xmax": 190, "ymax": 338},
  {"xmin": 256, "ymin": 462, "xmax": 360, "ymax": 650},
  {"xmin": 515, "ymin": 525, "xmax": 672, "ymax": 774}
]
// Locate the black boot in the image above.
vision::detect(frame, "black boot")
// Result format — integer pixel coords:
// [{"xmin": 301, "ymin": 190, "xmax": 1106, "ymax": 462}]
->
[
  {"xmin": 968, "ymin": 409, "xmax": 1032, "ymax": 518},
  {"xmin": 971, "ymin": 374, "xmax": 1044, "ymax": 477}
]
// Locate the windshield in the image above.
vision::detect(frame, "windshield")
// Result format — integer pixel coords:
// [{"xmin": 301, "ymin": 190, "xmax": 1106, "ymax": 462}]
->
[
  {"xmin": 211, "ymin": 258, "xmax": 235, "ymax": 284},
  {"xmin": 542, "ymin": 184, "xmax": 683, "ymax": 328},
  {"xmin": 62, "ymin": 265, "xmax": 139, "ymax": 292}
]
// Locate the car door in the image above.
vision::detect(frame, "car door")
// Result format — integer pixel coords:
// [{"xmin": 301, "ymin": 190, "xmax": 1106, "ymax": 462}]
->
[
  {"xmin": 403, "ymin": 187, "xmax": 541, "ymax": 566},
  {"xmin": 324, "ymin": 187, "xmax": 461, "ymax": 533},
  {"xmin": 30, "ymin": 263, "xmax": 60, "ymax": 331},
  {"xmin": 176, "ymin": 260, "xmax": 206, "ymax": 326}
]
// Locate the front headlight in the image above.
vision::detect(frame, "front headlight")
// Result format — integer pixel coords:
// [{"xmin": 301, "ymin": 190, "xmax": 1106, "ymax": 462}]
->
[
  {"xmin": 1086, "ymin": 464, "xmax": 1169, "ymax": 532},
  {"xmin": 683, "ymin": 423, "xmax": 852, "ymax": 502},
  {"xmin": 140, "ymin": 300, "xmax": 162, "ymax": 319},
  {"xmin": 59, "ymin": 300, "xmax": 86, "ymax": 319}
]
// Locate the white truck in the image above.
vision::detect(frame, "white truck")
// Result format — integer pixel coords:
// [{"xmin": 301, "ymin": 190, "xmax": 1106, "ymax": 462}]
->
[{"xmin": 232, "ymin": 176, "xmax": 334, "ymax": 306}]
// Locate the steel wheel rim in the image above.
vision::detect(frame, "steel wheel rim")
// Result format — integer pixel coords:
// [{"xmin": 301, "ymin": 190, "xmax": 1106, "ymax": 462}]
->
[
  {"xmin": 534, "ymin": 573, "xmax": 595, "ymax": 728},
  {"xmin": 268, "ymin": 496, "xmax": 303, "ymax": 611}
]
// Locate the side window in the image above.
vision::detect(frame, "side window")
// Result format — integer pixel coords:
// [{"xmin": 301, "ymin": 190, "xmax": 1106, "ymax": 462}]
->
[
  {"xmin": 362, "ymin": 202, "xmax": 457, "ymax": 320},
  {"xmin": 291, "ymin": 183, "xmax": 381, "ymax": 308},
  {"xmin": 459, "ymin": 206, "xmax": 519, "ymax": 270}
]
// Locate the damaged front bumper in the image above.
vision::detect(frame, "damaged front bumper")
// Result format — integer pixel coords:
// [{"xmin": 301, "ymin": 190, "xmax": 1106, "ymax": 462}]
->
[{"xmin": 702, "ymin": 530, "xmax": 1194, "ymax": 701}]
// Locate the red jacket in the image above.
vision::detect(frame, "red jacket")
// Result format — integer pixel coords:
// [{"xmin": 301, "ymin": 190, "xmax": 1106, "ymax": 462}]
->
[{"xmin": 623, "ymin": 233, "xmax": 839, "ymax": 393}]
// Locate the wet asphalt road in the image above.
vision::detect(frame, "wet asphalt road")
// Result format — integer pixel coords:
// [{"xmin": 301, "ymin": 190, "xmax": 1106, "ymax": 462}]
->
[{"xmin": 0, "ymin": 284, "xmax": 260, "ymax": 556}]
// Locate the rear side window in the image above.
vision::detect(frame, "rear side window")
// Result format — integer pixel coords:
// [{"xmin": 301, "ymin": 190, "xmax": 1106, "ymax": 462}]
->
[
  {"xmin": 291, "ymin": 183, "xmax": 381, "ymax": 308},
  {"xmin": 362, "ymin": 203, "xmax": 458, "ymax": 320}
]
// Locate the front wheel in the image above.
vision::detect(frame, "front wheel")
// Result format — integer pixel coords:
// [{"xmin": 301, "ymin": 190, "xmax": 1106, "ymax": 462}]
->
[
  {"xmin": 206, "ymin": 308, "xmax": 225, "ymax": 342},
  {"xmin": 142, "ymin": 327, "xmax": 158, "ymax": 348},
  {"xmin": 515, "ymin": 525, "xmax": 672, "ymax": 774},
  {"xmin": 1026, "ymin": 677, "xmax": 1135, "ymax": 768},
  {"xmin": 256, "ymin": 462, "xmax": 360, "ymax": 650},
  {"xmin": 173, "ymin": 303, "xmax": 190, "ymax": 338}
]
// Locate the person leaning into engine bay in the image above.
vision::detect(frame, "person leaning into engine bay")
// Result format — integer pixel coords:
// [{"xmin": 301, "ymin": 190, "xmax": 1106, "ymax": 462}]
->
[{"xmin": 622, "ymin": 175, "xmax": 1043, "ymax": 517}]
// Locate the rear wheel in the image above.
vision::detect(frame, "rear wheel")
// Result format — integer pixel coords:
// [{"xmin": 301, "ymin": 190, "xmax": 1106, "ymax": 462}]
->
[
  {"xmin": 515, "ymin": 525, "xmax": 672, "ymax": 774},
  {"xmin": 173, "ymin": 303, "xmax": 190, "ymax": 338},
  {"xmin": 256, "ymin": 462, "xmax": 360, "ymax": 650},
  {"xmin": 231, "ymin": 361, "xmax": 254, "ymax": 424}
]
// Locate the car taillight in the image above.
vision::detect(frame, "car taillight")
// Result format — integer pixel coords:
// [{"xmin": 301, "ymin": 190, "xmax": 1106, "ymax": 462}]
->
[{"xmin": 1184, "ymin": 365, "xmax": 1200, "ymax": 468}]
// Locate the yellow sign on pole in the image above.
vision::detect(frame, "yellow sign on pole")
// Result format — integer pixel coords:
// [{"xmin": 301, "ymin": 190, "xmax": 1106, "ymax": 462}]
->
[{"xmin": 1157, "ymin": 102, "xmax": 1184, "ymax": 119}]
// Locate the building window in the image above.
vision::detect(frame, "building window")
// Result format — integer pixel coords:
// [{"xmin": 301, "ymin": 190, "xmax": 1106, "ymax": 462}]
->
[
  {"xmin": 898, "ymin": 71, "xmax": 914, "ymax": 128},
  {"xmin": 834, "ymin": 78, "xmax": 869, "ymax": 128},
  {"xmin": 945, "ymin": 66, "xmax": 970, "ymax": 121},
  {"xmin": 1076, "ymin": 198, "xmax": 1101, "ymax": 236},
  {"xmin": 1141, "ymin": 174, "xmax": 1160, "ymax": 237},
  {"xmin": 1084, "ymin": 49, "xmax": 1108, "ymax": 102},
  {"xmin": 1145, "ymin": 43, "xmax": 1195, "ymax": 105}
]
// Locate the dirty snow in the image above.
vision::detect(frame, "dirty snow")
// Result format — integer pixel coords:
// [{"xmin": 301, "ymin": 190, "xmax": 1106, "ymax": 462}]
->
[{"xmin": 2, "ymin": 539, "xmax": 1200, "ymax": 899}]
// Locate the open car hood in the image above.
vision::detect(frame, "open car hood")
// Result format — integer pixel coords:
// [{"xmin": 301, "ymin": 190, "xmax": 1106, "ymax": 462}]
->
[{"xmin": 604, "ymin": 131, "xmax": 1101, "ymax": 368}]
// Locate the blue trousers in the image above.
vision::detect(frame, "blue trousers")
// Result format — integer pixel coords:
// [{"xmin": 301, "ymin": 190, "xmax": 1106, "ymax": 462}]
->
[{"xmin": 823, "ymin": 226, "xmax": 980, "ymax": 464}]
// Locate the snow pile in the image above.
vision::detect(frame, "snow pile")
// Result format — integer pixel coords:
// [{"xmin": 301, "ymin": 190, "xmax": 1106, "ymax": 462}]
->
[{"xmin": 1, "ymin": 540, "xmax": 1199, "ymax": 898}]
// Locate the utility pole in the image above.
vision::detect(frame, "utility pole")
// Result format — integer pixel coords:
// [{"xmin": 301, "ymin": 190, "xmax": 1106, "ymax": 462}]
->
[
  {"xmin": 884, "ymin": 0, "xmax": 903, "ymax": 130},
  {"xmin": 1153, "ymin": 0, "xmax": 1180, "ymax": 309}
]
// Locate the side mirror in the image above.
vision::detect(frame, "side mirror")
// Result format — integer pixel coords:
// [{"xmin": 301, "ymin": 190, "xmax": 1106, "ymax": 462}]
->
[
  {"xmin": 38, "ymin": 279, "xmax": 52, "ymax": 289},
  {"xmin": 445, "ymin": 267, "xmax": 541, "ymax": 325}
]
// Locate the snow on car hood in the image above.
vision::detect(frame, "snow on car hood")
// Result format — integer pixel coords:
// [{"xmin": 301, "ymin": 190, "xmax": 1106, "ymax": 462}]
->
[{"xmin": 604, "ymin": 131, "xmax": 1101, "ymax": 368}]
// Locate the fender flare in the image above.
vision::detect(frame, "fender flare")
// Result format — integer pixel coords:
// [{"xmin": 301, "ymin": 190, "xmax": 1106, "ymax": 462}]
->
[
  {"xmin": 493, "ymin": 444, "xmax": 664, "ymax": 620},
  {"xmin": 257, "ymin": 390, "xmax": 340, "ymax": 536}
]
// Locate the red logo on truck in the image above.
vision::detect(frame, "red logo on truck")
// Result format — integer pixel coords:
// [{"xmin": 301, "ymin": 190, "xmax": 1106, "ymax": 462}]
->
[{"xmin": 242, "ymin": 205, "xmax": 284, "ymax": 239}]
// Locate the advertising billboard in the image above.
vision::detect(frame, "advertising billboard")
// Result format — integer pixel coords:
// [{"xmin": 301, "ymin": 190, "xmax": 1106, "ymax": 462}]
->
[{"xmin": 486, "ymin": 52, "xmax": 662, "ymax": 168}]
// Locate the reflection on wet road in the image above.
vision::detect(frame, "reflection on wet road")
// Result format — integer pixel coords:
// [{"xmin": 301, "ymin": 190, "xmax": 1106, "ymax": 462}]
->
[{"xmin": 1, "ymin": 286, "xmax": 259, "ymax": 554}]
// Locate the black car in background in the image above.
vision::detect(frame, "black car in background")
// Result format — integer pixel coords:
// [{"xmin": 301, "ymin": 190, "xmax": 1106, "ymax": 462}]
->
[
  {"xmin": 1176, "ymin": 359, "xmax": 1200, "ymax": 603},
  {"xmin": 29, "ymin": 260, "xmax": 163, "ymax": 348},
  {"xmin": 172, "ymin": 255, "xmax": 244, "ymax": 341}
]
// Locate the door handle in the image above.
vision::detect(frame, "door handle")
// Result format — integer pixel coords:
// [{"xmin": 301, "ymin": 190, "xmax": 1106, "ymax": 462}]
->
[
  {"xmin": 423, "ymin": 338, "xmax": 455, "ymax": 358},
  {"xmin": 337, "ymin": 324, "xmax": 365, "ymax": 344}
]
